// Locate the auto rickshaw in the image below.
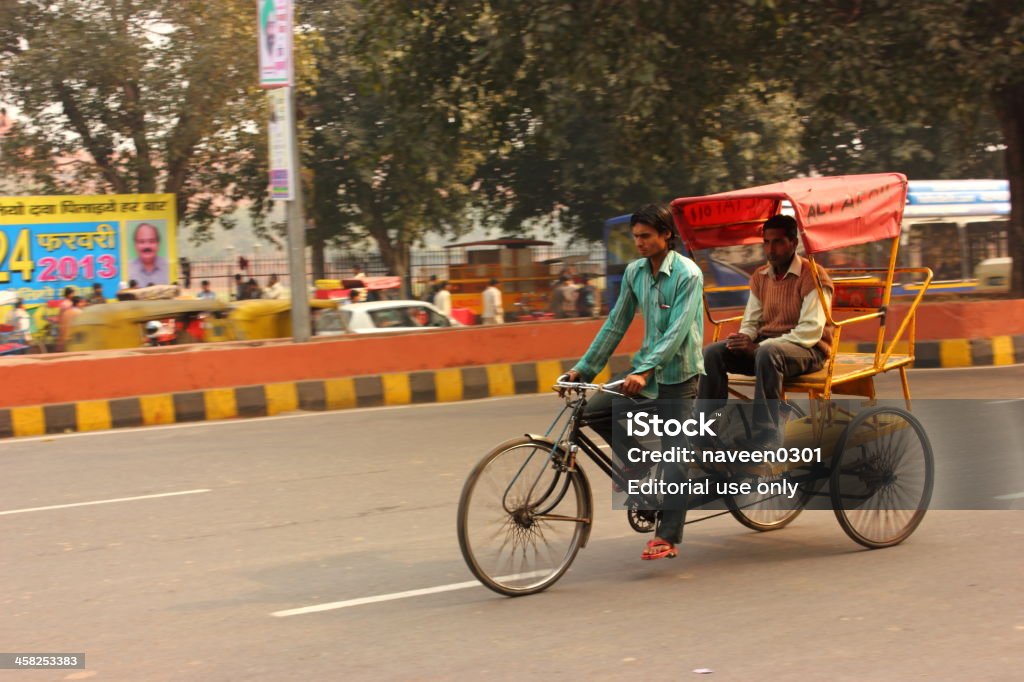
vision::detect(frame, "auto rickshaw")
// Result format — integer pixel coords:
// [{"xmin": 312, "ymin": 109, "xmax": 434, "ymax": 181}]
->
[
  {"xmin": 66, "ymin": 299, "xmax": 234, "ymax": 351},
  {"xmin": 229, "ymin": 299, "xmax": 341, "ymax": 340}
]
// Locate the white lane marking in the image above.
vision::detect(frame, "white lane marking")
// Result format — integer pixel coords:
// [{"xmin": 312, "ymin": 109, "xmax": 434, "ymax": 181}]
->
[
  {"xmin": 994, "ymin": 491, "xmax": 1024, "ymax": 500},
  {"xmin": 0, "ymin": 489, "xmax": 211, "ymax": 516},
  {"xmin": 272, "ymin": 570, "xmax": 550, "ymax": 617},
  {"xmin": 3, "ymin": 393, "xmax": 545, "ymax": 445},
  {"xmin": 986, "ymin": 398, "xmax": 1024, "ymax": 404}
]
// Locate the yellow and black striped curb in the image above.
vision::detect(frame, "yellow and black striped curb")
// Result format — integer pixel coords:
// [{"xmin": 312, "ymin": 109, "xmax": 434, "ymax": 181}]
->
[
  {"xmin": 1, "ymin": 335, "xmax": 1020, "ymax": 439},
  {"xmin": 0, "ymin": 355, "xmax": 636, "ymax": 439},
  {"xmin": 834, "ymin": 334, "xmax": 1024, "ymax": 369}
]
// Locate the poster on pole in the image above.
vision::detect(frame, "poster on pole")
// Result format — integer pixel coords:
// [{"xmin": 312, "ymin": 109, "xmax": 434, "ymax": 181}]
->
[
  {"xmin": 258, "ymin": 0, "xmax": 293, "ymax": 88},
  {"xmin": 0, "ymin": 194, "xmax": 177, "ymax": 303},
  {"xmin": 268, "ymin": 88, "xmax": 295, "ymax": 200}
]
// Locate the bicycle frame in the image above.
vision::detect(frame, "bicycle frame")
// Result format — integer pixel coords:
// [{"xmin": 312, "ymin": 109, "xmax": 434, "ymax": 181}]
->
[{"xmin": 539, "ymin": 381, "xmax": 834, "ymax": 521}]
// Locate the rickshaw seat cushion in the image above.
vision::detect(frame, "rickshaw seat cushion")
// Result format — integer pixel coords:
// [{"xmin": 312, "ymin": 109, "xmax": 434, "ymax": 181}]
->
[{"xmin": 727, "ymin": 352, "xmax": 913, "ymax": 392}]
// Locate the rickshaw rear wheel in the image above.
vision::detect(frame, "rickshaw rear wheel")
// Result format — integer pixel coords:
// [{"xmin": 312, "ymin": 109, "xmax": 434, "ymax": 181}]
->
[
  {"xmin": 457, "ymin": 436, "xmax": 592, "ymax": 597},
  {"xmin": 726, "ymin": 474, "xmax": 811, "ymax": 531},
  {"xmin": 726, "ymin": 400, "xmax": 811, "ymax": 531},
  {"xmin": 830, "ymin": 406, "xmax": 933, "ymax": 548}
]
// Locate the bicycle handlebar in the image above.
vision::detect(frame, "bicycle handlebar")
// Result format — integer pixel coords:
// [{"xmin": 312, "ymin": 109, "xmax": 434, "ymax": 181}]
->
[{"xmin": 554, "ymin": 374, "xmax": 628, "ymax": 397}]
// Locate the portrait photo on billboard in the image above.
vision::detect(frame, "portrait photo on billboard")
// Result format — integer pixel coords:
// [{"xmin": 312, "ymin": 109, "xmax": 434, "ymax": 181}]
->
[{"xmin": 123, "ymin": 219, "xmax": 170, "ymax": 286}]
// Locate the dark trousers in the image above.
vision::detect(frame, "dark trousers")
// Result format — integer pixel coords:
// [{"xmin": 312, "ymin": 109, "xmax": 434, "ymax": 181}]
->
[
  {"xmin": 698, "ymin": 340, "xmax": 824, "ymax": 436},
  {"xmin": 583, "ymin": 372, "xmax": 698, "ymax": 545}
]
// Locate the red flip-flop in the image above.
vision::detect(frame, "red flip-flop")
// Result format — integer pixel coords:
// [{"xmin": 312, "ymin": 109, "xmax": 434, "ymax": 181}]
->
[{"xmin": 641, "ymin": 538, "xmax": 677, "ymax": 560}]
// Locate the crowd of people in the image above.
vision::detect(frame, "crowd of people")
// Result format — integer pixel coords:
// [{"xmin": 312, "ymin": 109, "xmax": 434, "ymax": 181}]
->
[
  {"xmin": 3, "ymin": 271, "xmax": 294, "ymax": 353},
  {"xmin": 7, "ymin": 260, "xmax": 605, "ymax": 352},
  {"xmin": 419, "ymin": 270, "xmax": 602, "ymax": 325},
  {"xmin": 548, "ymin": 273, "xmax": 599, "ymax": 319}
]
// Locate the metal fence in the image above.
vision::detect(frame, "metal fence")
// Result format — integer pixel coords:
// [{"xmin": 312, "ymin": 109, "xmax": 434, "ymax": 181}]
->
[{"xmin": 183, "ymin": 244, "xmax": 607, "ymax": 297}]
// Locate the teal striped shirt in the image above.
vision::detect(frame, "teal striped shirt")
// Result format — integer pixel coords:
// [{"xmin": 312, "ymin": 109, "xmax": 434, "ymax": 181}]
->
[{"xmin": 573, "ymin": 250, "xmax": 705, "ymax": 398}]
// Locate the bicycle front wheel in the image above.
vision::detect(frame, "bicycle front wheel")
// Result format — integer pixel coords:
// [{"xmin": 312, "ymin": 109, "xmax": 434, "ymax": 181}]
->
[{"xmin": 457, "ymin": 436, "xmax": 592, "ymax": 596}]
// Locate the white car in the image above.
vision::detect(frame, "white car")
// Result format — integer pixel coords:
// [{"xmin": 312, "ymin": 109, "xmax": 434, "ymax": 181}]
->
[{"xmin": 316, "ymin": 300, "xmax": 462, "ymax": 335}]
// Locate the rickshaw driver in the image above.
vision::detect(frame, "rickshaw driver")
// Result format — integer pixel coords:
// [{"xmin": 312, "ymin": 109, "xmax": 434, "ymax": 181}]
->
[
  {"xmin": 562, "ymin": 204, "xmax": 705, "ymax": 561},
  {"xmin": 698, "ymin": 214, "xmax": 834, "ymax": 446}
]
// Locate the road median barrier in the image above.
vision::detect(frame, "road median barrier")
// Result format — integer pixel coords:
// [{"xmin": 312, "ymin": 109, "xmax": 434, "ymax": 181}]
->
[{"xmin": 0, "ymin": 323, "xmax": 1019, "ymax": 439}]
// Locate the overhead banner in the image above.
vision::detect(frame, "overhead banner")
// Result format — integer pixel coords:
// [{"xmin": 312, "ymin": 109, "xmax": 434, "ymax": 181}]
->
[
  {"xmin": 258, "ymin": 0, "xmax": 293, "ymax": 88},
  {"xmin": 268, "ymin": 88, "xmax": 295, "ymax": 200},
  {"xmin": 0, "ymin": 193, "xmax": 177, "ymax": 303}
]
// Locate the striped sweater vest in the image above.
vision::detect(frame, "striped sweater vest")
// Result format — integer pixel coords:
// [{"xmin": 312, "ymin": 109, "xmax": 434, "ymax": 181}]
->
[{"xmin": 750, "ymin": 256, "xmax": 834, "ymax": 357}]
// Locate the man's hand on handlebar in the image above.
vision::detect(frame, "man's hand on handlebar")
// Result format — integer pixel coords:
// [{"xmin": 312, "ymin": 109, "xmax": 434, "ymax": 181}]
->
[
  {"xmin": 621, "ymin": 372, "xmax": 648, "ymax": 397},
  {"xmin": 557, "ymin": 370, "xmax": 643, "ymax": 397},
  {"xmin": 558, "ymin": 370, "xmax": 581, "ymax": 397}
]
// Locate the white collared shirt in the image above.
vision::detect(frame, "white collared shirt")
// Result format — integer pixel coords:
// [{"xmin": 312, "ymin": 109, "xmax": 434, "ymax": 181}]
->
[{"xmin": 482, "ymin": 286, "xmax": 503, "ymax": 319}]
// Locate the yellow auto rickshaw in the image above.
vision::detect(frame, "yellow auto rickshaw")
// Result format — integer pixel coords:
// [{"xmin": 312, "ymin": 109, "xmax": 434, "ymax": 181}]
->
[
  {"xmin": 66, "ymin": 300, "xmax": 234, "ymax": 351},
  {"xmin": 228, "ymin": 299, "xmax": 340, "ymax": 340}
]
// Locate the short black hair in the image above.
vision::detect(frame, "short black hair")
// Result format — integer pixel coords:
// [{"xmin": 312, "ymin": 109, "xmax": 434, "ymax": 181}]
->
[
  {"xmin": 489, "ymin": 278, "xmax": 499, "ymax": 285},
  {"xmin": 762, "ymin": 214, "xmax": 799, "ymax": 241},
  {"xmin": 630, "ymin": 204, "xmax": 676, "ymax": 248}
]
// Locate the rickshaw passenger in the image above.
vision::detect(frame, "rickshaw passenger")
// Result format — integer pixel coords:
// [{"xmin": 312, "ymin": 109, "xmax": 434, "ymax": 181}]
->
[
  {"xmin": 698, "ymin": 214, "xmax": 834, "ymax": 445},
  {"xmin": 563, "ymin": 204, "xmax": 704, "ymax": 561}
]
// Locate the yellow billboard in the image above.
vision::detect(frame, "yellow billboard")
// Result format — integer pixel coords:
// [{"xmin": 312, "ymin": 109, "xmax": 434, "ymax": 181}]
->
[{"xmin": 0, "ymin": 193, "xmax": 177, "ymax": 304}]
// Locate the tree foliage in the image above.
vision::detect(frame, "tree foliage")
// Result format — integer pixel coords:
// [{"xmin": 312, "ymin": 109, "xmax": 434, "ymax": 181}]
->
[
  {"xmin": 0, "ymin": 0, "xmax": 266, "ymax": 239},
  {"xmin": 466, "ymin": 1, "xmax": 803, "ymax": 238},
  {"xmin": 769, "ymin": 0, "xmax": 1023, "ymax": 292},
  {"xmin": 299, "ymin": 1, "xmax": 494, "ymax": 277},
  {"xmin": 2, "ymin": 0, "xmax": 1020, "ymax": 295}
]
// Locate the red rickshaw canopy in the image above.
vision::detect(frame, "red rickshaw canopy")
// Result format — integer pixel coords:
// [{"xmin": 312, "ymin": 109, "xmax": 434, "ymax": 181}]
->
[{"xmin": 670, "ymin": 173, "xmax": 908, "ymax": 254}]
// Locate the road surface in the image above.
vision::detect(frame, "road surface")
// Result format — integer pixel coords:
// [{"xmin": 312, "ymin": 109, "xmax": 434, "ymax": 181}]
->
[{"xmin": 1, "ymin": 365, "xmax": 1022, "ymax": 680}]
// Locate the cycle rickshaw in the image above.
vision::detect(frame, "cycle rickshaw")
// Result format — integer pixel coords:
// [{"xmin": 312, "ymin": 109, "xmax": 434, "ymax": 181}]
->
[{"xmin": 457, "ymin": 173, "xmax": 935, "ymax": 596}]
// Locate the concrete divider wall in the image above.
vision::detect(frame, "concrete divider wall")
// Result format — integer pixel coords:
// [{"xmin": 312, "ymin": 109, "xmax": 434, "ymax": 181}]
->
[
  {"xmin": 2, "ymin": 299, "xmax": 1022, "ymax": 425},
  {"xmin": 0, "ymin": 354, "xmax": 641, "ymax": 438},
  {"xmin": 1, "ymin": 318, "xmax": 646, "ymax": 408}
]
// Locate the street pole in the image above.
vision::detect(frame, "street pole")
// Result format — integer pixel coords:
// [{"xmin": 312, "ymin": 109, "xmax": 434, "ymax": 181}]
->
[{"xmin": 285, "ymin": 85, "xmax": 310, "ymax": 342}]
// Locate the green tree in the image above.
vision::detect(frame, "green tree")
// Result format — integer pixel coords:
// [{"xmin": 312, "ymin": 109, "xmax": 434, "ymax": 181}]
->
[
  {"xmin": 298, "ymin": 1, "xmax": 806, "ymax": 271},
  {"xmin": 451, "ymin": 1, "xmax": 805, "ymax": 240},
  {"xmin": 299, "ymin": 1, "xmax": 493, "ymax": 280},
  {"xmin": 0, "ymin": 0, "xmax": 266, "ymax": 238},
  {"xmin": 772, "ymin": 0, "xmax": 1023, "ymax": 294}
]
